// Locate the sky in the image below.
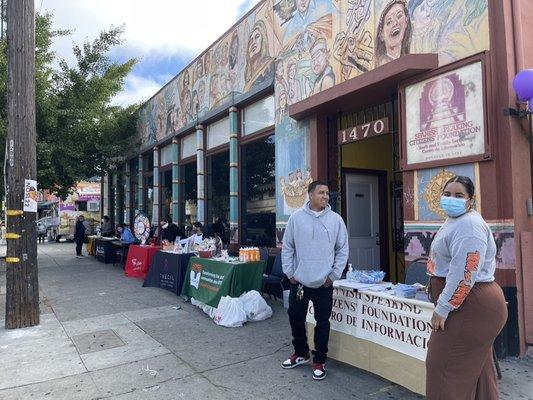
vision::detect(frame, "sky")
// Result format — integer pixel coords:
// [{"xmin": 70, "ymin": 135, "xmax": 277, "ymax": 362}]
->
[{"xmin": 38, "ymin": 0, "xmax": 261, "ymax": 107}]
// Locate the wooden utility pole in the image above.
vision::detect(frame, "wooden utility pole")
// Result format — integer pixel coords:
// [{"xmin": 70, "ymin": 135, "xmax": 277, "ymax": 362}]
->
[{"xmin": 5, "ymin": 0, "xmax": 39, "ymax": 329}]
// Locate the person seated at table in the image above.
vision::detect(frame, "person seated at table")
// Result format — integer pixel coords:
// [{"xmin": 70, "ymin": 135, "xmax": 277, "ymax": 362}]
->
[
  {"xmin": 159, "ymin": 217, "xmax": 184, "ymax": 245},
  {"xmin": 179, "ymin": 222, "xmax": 203, "ymax": 251},
  {"xmin": 100, "ymin": 215, "xmax": 114, "ymax": 237},
  {"xmin": 116, "ymin": 223, "xmax": 136, "ymax": 243},
  {"xmin": 203, "ymin": 224, "xmax": 223, "ymax": 257}
]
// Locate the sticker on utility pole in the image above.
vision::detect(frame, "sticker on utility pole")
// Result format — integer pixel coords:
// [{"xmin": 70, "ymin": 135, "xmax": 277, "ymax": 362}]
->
[{"xmin": 23, "ymin": 180, "xmax": 38, "ymax": 212}]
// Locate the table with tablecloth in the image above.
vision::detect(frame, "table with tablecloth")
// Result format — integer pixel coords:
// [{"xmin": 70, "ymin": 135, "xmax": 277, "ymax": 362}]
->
[
  {"xmin": 306, "ymin": 281, "xmax": 434, "ymax": 395},
  {"xmin": 143, "ymin": 251, "xmax": 194, "ymax": 295},
  {"xmin": 181, "ymin": 257, "xmax": 266, "ymax": 308},
  {"xmin": 124, "ymin": 245, "xmax": 161, "ymax": 279},
  {"xmin": 94, "ymin": 238, "xmax": 116, "ymax": 264}
]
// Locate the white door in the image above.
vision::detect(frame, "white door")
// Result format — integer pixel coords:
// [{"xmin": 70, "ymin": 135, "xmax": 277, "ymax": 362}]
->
[{"xmin": 345, "ymin": 173, "xmax": 381, "ymax": 270}]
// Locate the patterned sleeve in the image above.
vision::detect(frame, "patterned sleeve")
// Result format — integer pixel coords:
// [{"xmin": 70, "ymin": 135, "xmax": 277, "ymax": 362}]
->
[{"xmin": 434, "ymin": 235, "xmax": 487, "ymax": 319}]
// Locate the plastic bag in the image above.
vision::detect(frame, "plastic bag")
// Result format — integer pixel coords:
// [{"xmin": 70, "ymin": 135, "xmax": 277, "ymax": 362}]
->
[
  {"xmin": 240, "ymin": 290, "xmax": 273, "ymax": 322},
  {"xmin": 191, "ymin": 298, "xmax": 217, "ymax": 319},
  {"xmin": 213, "ymin": 296, "xmax": 247, "ymax": 327}
]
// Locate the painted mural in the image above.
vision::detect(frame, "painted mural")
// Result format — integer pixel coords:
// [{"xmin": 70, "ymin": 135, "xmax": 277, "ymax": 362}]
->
[
  {"xmin": 416, "ymin": 163, "xmax": 477, "ymax": 221},
  {"xmin": 137, "ymin": 0, "xmax": 277, "ymax": 147},
  {"xmin": 333, "ymin": 0, "xmax": 489, "ymax": 82}
]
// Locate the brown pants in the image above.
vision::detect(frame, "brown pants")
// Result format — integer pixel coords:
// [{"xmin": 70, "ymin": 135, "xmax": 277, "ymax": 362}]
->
[{"xmin": 426, "ymin": 277, "xmax": 507, "ymax": 400}]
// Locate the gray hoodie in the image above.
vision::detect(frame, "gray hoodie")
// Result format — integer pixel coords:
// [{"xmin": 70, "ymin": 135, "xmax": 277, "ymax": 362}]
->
[{"xmin": 282, "ymin": 202, "xmax": 349, "ymax": 288}]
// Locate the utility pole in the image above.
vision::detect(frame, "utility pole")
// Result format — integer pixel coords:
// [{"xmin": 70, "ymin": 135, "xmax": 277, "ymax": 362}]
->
[{"xmin": 5, "ymin": 0, "xmax": 39, "ymax": 329}]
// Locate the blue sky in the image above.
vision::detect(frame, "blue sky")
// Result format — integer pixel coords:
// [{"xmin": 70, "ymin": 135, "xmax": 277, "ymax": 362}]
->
[{"xmin": 39, "ymin": 0, "xmax": 261, "ymax": 106}]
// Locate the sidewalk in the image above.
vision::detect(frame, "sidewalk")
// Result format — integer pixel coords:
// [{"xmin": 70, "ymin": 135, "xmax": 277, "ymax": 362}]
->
[{"xmin": 0, "ymin": 243, "xmax": 531, "ymax": 399}]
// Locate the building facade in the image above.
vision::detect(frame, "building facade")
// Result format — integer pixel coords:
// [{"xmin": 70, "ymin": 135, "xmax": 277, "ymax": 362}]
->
[{"xmin": 103, "ymin": 0, "xmax": 533, "ymax": 356}]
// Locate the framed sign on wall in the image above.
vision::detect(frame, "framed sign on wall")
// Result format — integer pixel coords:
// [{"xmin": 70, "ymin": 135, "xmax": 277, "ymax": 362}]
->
[{"xmin": 400, "ymin": 55, "xmax": 491, "ymax": 170}]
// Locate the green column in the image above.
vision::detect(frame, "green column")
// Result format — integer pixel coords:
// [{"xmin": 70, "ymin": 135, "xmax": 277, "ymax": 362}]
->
[
  {"xmin": 172, "ymin": 138, "xmax": 180, "ymax": 225},
  {"xmin": 229, "ymin": 106, "xmax": 239, "ymax": 245},
  {"xmin": 196, "ymin": 124, "xmax": 205, "ymax": 225},
  {"xmin": 152, "ymin": 146, "xmax": 160, "ymax": 225},
  {"xmin": 124, "ymin": 163, "xmax": 131, "ymax": 225},
  {"xmin": 138, "ymin": 154, "xmax": 144, "ymax": 214}
]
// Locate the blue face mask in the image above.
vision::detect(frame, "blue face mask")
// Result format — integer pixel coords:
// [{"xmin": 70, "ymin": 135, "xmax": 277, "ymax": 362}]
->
[{"xmin": 440, "ymin": 196, "xmax": 468, "ymax": 218}]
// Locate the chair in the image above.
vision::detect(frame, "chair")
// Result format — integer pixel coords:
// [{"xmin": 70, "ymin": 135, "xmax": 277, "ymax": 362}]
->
[
  {"xmin": 262, "ymin": 253, "xmax": 285, "ymax": 299},
  {"xmin": 405, "ymin": 258, "xmax": 429, "ymax": 285}
]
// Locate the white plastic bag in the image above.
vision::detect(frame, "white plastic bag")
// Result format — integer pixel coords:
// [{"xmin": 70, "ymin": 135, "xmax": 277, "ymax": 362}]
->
[
  {"xmin": 191, "ymin": 298, "xmax": 217, "ymax": 319},
  {"xmin": 213, "ymin": 296, "xmax": 247, "ymax": 327},
  {"xmin": 240, "ymin": 290, "xmax": 273, "ymax": 322}
]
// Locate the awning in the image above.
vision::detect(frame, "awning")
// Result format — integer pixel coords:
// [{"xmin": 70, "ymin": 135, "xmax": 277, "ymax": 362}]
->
[
  {"xmin": 37, "ymin": 201, "xmax": 59, "ymax": 209},
  {"xmin": 288, "ymin": 54, "xmax": 438, "ymax": 120}
]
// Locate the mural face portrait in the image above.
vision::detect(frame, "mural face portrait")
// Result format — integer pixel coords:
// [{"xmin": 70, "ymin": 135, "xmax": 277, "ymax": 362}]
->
[
  {"xmin": 297, "ymin": 0, "xmax": 311, "ymax": 14},
  {"xmin": 248, "ymin": 26, "xmax": 264, "ymax": 60},
  {"xmin": 311, "ymin": 46, "xmax": 328, "ymax": 76},
  {"xmin": 376, "ymin": 0, "xmax": 411, "ymax": 66}
]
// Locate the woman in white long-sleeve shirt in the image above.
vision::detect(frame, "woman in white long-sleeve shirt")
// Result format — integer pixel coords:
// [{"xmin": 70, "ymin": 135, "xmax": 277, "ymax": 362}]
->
[{"xmin": 425, "ymin": 175, "xmax": 507, "ymax": 400}]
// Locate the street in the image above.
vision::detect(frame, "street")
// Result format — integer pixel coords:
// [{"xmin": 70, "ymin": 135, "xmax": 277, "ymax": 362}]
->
[{"xmin": 0, "ymin": 243, "xmax": 531, "ymax": 400}]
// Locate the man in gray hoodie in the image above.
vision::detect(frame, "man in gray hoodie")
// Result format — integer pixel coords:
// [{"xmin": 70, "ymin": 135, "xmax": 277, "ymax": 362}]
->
[{"xmin": 281, "ymin": 180, "xmax": 349, "ymax": 380}]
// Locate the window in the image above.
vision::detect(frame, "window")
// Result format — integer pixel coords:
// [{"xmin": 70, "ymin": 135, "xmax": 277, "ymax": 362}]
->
[
  {"xmin": 242, "ymin": 95, "xmax": 275, "ymax": 136},
  {"xmin": 181, "ymin": 134, "xmax": 196, "ymax": 159},
  {"xmin": 160, "ymin": 144, "xmax": 173, "ymax": 166},
  {"xmin": 240, "ymin": 135, "xmax": 276, "ymax": 247},
  {"xmin": 207, "ymin": 116, "xmax": 230, "ymax": 149},
  {"xmin": 76, "ymin": 201, "xmax": 88, "ymax": 212}
]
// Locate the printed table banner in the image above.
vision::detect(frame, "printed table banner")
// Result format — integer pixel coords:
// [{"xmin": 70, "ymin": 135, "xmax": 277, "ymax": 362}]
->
[
  {"xmin": 124, "ymin": 245, "xmax": 161, "ymax": 279},
  {"xmin": 182, "ymin": 257, "xmax": 265, "ymax": 308},
  {"xmin": 404, "ymin": 61, "xmax": 486, "ymax": 168},
  {"xmin": 95, "ymin": 239, "xmax": 115, "ymax": 264},
  {"xmin": 143, "ymin": 251, "xmax": 193, "ymax": 295},
  {"xmin": 307, "ymin": 287, "xmax": 434, "ymax": 361}
]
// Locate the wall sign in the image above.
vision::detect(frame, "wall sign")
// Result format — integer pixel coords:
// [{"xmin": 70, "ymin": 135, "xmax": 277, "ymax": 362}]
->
[
  {"xmin": 403, "ymin": 61, "xmax": 486, "ymax": 168},
  {"xmin": 338, "ymin": 117, "xmax": 390, "ymax": 145}
]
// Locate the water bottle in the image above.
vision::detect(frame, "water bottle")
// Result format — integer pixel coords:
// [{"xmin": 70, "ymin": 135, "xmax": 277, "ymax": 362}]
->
[{"xmin": 346, "ymin": 264, "xmax": 355, "ymax": 281}]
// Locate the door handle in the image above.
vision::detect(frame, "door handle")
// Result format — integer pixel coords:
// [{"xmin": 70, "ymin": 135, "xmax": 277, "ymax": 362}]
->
[{"xmin": 375, "ymin": 232, "xmax": 381, "ymax": 246}]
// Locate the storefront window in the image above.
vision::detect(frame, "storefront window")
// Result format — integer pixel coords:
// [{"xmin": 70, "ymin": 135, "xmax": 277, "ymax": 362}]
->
[
  {"xmin": 181, "ymin": 134, "xmax": 196, "ymax": 159},
  {"xmin": 207, "ymin": 117, "xmax": 230, "ymax": 149},
  {"xmin": 161, "ymin": 169, "xmax": 173, "ymax": 221},
  {"xmin": 182, "ymin": 162, "xmax": 197, "ymax": 229},
  {"xmin": 207, "ymin": 151, "xmax": 229, "ymax": 224},
  {"xmin": 241, "ymin": 135, "xmax": 276, "ymax": 247},
  {"xmin": 160, "ymin": 144, "xmax": 173, "ymax": 166},
  {"xmin": 130, "ymin": 159, "xmax": 139, "ymax": 221},
  {"xmin": 242, "ymin": 95, "xmax": 275, "ymax": 136}
]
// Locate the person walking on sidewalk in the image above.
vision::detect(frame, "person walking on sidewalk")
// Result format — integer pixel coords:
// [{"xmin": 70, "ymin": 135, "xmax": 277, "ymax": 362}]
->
[
  {"xmin": 425, "ymin": 175, "xmax": 507, "ymax": 400},
  {"xmin": 281, "ymin": 180, "xmax": 349, "ymax": 380},
  {"xmin": 74, "ymin": 215, "xmax": 86, "ymax": 258}
]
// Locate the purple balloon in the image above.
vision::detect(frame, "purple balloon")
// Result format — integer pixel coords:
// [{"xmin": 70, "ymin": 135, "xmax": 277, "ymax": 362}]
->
[{"xmin": 513, "ymin": 69, "xmax": 533, "ymax": 101}]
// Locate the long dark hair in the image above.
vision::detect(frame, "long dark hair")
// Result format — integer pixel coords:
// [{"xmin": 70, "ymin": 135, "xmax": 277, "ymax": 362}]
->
[{"xmin": 443, "ymin": 175, "xmax": 475, "ymax": 198}]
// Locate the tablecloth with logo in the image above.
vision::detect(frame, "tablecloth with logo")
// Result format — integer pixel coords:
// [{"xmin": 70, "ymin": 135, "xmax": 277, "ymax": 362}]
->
[
  {"xmin": 95, "ymin": 238, "xmax": 116, "ymax": 264},
  {"xmin": 124, "ymin": 245, "xmax": 161, "ymax": 278},
  {"xmin": 181, "ymin": 257, "xmax": 265, "ymax": 308},
  {"xmin": 143, "ymin": 251, "xmax": 194, "ymax": 295}
]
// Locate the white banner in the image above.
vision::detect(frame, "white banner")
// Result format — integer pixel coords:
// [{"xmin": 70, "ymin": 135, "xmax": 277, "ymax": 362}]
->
[{"xmin": 307, "ymin": 287, "xmax": 434, "ymax": 361}]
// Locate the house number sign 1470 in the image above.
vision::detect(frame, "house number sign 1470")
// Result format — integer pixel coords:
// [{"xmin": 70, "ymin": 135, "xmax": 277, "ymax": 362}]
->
[{"xmin": 338, "ymin": 117, "xmax": 390, "ymax": 145}]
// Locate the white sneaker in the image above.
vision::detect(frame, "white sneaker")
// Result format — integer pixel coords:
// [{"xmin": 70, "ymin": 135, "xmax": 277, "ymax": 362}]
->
[
  {"xmin": 312, "ymin": 363, "xmax": 327, "ymax": 380},
  {"xmin": 281, "ymin": 354, "xmax": 310, "ymax": 369}
]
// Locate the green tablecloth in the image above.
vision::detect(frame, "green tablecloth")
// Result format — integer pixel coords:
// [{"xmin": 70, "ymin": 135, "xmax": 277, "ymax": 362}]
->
[{"xmin": 182, "ymin": 257, "xmax": 266, "ymax": 308}]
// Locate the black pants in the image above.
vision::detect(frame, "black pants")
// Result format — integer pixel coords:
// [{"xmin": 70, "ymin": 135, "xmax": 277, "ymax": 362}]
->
[
  {"xmin": 75, "ymin": 239, "xmax": 84, "ymax": 256},
  {"xmin": 288, "ymin": 283, "xmax": 333, "ymax": 364}
]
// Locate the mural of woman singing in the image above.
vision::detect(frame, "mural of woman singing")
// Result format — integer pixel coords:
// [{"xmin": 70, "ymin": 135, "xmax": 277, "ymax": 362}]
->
[
  {"xmin": 244, "ymin": 19, "xmax": 274, "ymax": 91},
  {"xmin": 375, "ymin": 0, "xmax": 412, "ymax": 67}
]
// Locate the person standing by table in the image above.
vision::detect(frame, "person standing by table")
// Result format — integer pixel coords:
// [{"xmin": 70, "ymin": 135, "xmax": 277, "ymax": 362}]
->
[
  {"xmin": 116, "ymin": 223, "xmax": 136, "ymax": 243},
  {"xmin": 180, "ymin": 222, "xmax": 203, "ymax": 251},
  {"xmin": 74, "ymin": 215, "xmax": 86, "ymax": 258},
  {"xmin": 101, "ymin": 215, "xmax": 114, "ymax": 237},
  {"xmin": 281, "ymin": 180, "xmax": 348, "ymax": 381},
  {"xmin": 425, "ymin": 175, "xmax": 507, "ymax": 400},
  {"xmin": 159, "ymin": 217, "xmax": 184, "ymax": 245}
]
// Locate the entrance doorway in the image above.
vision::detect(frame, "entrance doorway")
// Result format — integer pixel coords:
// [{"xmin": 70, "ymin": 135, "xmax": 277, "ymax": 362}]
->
[{"xmin": 344, "ymin": 173, "xmax": 381, "ymax": 270}]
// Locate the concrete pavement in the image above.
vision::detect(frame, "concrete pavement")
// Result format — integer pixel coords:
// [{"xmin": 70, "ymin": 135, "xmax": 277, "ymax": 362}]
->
[{"xmin": 0, "ymin": 243, "xmax": 531, "ymax": 399}]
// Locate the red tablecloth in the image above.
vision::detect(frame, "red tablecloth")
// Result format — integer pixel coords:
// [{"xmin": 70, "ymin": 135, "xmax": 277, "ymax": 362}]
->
[{"xmin": 124, "ymin": 245, "xmax": 161, "ymax": 278}]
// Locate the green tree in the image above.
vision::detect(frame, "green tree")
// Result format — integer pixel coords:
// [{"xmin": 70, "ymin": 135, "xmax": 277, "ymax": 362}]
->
[{"xmin": 0, "ymin": 12, "xmax": 138, "ymax": 199}]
